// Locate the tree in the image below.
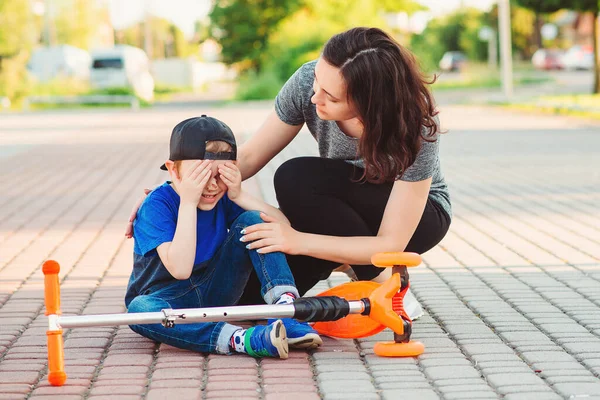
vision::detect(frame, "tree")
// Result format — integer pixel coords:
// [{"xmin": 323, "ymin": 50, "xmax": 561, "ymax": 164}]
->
[
  {"xmin": 53, "ymin": 0, "xmax": 99, "ymax": 50},
  {"xmin": 115, "ymin": 17, "xmax": 193, "ymax": 59},
  {"xmin": 515, "ymin": 0, "xmax": 600, "ymax": 93},
  {"xmin": 410, "ymin": 8, "xmax": 489, "ymax": 72},
  {"xmin": 209, "ymin": 0, "xmax": 303, "ymax": 72},
  {"xmin": 0, "ymin": 0, "xmax": 37, "ymax": 102}
]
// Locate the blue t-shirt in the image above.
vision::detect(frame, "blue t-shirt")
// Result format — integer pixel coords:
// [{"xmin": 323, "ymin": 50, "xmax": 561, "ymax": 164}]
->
[{"xmin": 125, "ymin": 182, "xmax": 244, "ymax": 306}]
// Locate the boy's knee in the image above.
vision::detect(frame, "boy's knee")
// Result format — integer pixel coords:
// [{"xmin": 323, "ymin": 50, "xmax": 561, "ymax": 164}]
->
[
  {"xmin": 127, "ymin": 295, "xmax": 163, "ymax": 313},
  {"xmin": 233, "ymin": 210, "xmax": 263, "ymax": 227}
]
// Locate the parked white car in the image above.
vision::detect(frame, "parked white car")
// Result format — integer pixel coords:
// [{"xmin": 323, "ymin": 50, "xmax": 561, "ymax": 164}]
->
[
  {"xmin": 90, "ymin": 45, "xmax": 154, "ymax": 102},
  {"xmin": 27, "ymin": 45, "xmax": 91, "ymax": 82},
  {"xmin": 561, "ymin": 45, "xmax": 594, "ymax": 70}
]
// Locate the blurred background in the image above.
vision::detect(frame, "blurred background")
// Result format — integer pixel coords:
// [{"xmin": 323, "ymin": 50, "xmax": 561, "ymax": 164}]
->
[{"xmin": 0, "ymin": 0, "xmax": 598, "ymax": 112}]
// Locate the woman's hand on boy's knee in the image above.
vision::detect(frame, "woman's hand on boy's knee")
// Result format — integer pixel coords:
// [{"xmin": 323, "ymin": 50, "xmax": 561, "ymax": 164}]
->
[
  {"xmin": 125, "ymin": 188, "xmax": 152, "ymax": 238},
  {"xmin": 241, "ymin": 212, "xmax": 301, "ymax": 255}
]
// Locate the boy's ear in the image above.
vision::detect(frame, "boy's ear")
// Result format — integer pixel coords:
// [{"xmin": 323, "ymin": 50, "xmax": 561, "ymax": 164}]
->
[{"xmin": 164, "ymin": 160, "xmax": 179, "ymax": 180}]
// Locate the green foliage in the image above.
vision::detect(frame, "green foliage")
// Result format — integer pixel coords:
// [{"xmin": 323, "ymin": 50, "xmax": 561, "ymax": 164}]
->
[
  {"xmin": 0, "ymin": 0, "xmax": 37, "ymax": 104},
  {"xmin": 0, "ymin": 0, "xmax": 34, "ymax": 57},
  {"xmin": 514, "ymin": 0, "xmax": 568, "ymax": 13},
  {"xmin": 0, "ymin": 52, "xmax": 33, "ymax": 104},
  {"xmin": 377, "ymin": 0, "xmax": 425, "ymax": 13},
  {"xmin": 210, "ymin": 0, "xmax": 303, "ymax": 71},
  {"xmin": 244, "ymin": 0, "xmax": 418, "ymax": 99},
  {"xmin": 235, "ymin": 68, "xmax": 283, "ymax": 101},
  {"xmin": 115, "ymin": 17, "xmax": 194, "ymax": 58},
  {"xmin": 410, "ymin": 7, "xmax": 489, "ymax": 72},
  {"xmin": 515, "ymin": 0, "xmax": 598, "ymax": 13},
  {"xmin": 53, "ymin": 0, "xmax": 100, "ymax": 50}
]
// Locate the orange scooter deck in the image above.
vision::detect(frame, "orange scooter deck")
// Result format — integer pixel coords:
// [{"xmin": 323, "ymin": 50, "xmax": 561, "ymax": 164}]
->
[{"xmin": 312, "ymin": 281, "xmax": 385, "ymax": 338}]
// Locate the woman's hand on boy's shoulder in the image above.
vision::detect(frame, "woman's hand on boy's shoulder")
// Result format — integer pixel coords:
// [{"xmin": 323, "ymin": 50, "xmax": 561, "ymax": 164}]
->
[
  {"xmin": 125, "ymin": 188, "xmax": 153, "ymax": 238},
  {"xmin": 218, "ymin": 162, "xmax": 242, "ymax": 200}
]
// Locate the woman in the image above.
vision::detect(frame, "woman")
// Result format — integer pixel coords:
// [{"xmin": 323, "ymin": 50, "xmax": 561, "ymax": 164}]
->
[{"xmin": 128, "ymin": 27, "xmax": 451, "ymax": 318}]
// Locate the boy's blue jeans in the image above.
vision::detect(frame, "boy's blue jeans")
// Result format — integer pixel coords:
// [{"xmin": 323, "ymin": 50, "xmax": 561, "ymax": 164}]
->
[{"xmin": 127, "ymin": 211, "xmax": 298, "ymax": 354}]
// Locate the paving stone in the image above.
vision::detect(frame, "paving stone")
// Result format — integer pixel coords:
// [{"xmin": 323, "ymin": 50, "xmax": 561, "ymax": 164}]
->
[
  {"xmin": 206, "ymin": 381, "xmax": 259, "ymax": 391},
  {"xmin": 520, "ymin": 351, "xmax": 579, "ymax": 364},
  {"xmin": 371, "ymin": 370, "xmax": 424, "ymax": 379},
  {"xmin": 314, "ymin": 364, "xmax": 365, "ymax": 373},
  {"xmin": 205, "ymin": 390, "xmax": 260, "ymax": 398},
  {"xmin": 265, "ymin": 394, "xmax": 320, "ymax": 400},
  {"xmin": 88, "ymin": 385, "xmax": 145, "ymax": 395},
  {"xmin": 319, "ymin": 380, "xmax": 377, "ymax": 393},
  {"xmin": 424, "ymin": 366, "xmax": 482, "ymax": 380},
  {"xmin": 433, "ymin": 378, "xmax": 490, "ymax": 387},
  {"xmin": 502, "ymin": 393, "xmax": 562, "ymax": 400},
  {"xmin": 150, "ymin": 379, "xmax": 201, "ymax": 389},
  {"xmin": 381, "ymin": 389, "xmax": 441, "ymax": 400},
  {"xmin": 151, "ymin": 368, "xmax": 202, "ymax": 380},
  {"xmin": 486, "ymin": 373, "xmax": 546, "ymax": 388},
  {"xmin": 545, "ymin": 375, "xmax": 599, "ymax": 384},
  {"xmin": 31, "ymin": 385, "xmax": 88, "ymax": 396},
  {"xmin": 377, "ymin": 381, "xmax": 432, "ymax": 390},
  {"xmin": 263, "ymin": 383, "xmax": 317, "ymax": 393},
  {"xmin": 479, "ymin": 366, "xmax": 534, "ymax": 375},
  {"xmin": 146, "ymin": 388, "xmax": 202, "ymax": 399},
  {"xmin": 553, "ymin": 382, "xmax": 600, "ymax": 397},
  {"xmin": 317, "ymin": 372, "xmax": 371, "ymax": 381},
  {"xmin": 322, "ymin": 394, "xmax": 379, "ymax": 400},
  {"xmin": 437, "ymin": 385, "xmax": 499, "ymax": 393},
  {"xmin": 443, "ymin": 392, "xmax": 498, "ymax": 400},
  {"xmin": 0, "ymin": 384, "xmax": 32, "ymax": 394},
  {"xmin": 495, "ymin": 385, "xmax": 555, "ymax": 395}
]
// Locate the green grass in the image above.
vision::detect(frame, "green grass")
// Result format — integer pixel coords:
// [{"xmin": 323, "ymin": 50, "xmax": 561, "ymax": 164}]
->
[
  {"xmin": 497, "ymin": 94, "xmax": 600, "ymax": 120},
  {"xmin": 5, "ymin": 78, "xmax": 196, "ymax": 110},
  {"xmin": 431, "ymin": 62, "xmax": 552, "ymax": 91}
]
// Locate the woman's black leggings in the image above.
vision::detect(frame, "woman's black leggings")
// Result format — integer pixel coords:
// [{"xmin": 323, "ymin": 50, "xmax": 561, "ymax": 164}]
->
[{"xmin": 238, "ymin": 157, "xmax": 451, "ymax": 305}]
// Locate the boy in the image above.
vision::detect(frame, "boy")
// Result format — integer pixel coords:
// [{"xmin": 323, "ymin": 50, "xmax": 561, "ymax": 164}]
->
[{"xmin": 126, "ymin": 115, "xmax": 322, "ymax": 358}]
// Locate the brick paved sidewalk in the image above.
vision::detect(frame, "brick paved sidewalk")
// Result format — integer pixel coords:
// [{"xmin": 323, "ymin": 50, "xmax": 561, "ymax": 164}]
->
[{"xmin": 0, "ymin": 104, "xmax": 599, "ymax": 400}]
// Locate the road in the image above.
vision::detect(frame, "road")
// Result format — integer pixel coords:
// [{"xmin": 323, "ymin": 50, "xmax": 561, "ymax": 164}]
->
[{"xmin": 0, "ymin": 102, "xmax": 599, "ymax": 399}]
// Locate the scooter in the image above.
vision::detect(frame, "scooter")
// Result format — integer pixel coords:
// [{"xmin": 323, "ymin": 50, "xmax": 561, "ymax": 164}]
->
[{"xmin": 43, "ymin": 252, "xmax": 424, "ymax": 386}]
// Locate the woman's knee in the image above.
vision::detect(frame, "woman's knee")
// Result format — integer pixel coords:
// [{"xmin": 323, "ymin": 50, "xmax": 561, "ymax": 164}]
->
[
  {"xmin": 274, "ymin": 157, "xmax": 324, "ymax": 205},
  {"xmin": 275, "ymin": 158, "xmax": 319, "ymax": 191}
]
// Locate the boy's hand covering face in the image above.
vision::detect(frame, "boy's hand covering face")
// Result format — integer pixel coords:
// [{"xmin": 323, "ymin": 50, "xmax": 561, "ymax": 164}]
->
[
  {"xmin": 175, "ymin": 160, "xmax": 213, "ymax": 205},
  {"xmin": 217, "ymin": 162, "xmax": 242, "ymax": 200}
]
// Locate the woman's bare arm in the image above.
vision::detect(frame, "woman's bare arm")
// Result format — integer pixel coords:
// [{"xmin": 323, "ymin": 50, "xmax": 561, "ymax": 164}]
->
[{"xmin": 238, "ymin": 110, "xmax": 303, "ymax": 180}]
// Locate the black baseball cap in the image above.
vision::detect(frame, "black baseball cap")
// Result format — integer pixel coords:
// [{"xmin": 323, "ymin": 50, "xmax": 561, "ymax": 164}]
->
[{"xmin": 160, "ymin": 115, "xmax": 237, "ymax": 170}]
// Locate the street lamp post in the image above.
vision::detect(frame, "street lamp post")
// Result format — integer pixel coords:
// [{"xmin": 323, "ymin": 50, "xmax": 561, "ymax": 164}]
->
[{"xmin": 498, "ymin": 0, "xmax": 513, "ymax": 98}]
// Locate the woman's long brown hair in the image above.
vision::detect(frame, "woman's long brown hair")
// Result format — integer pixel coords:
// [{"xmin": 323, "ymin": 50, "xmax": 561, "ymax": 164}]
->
[{"xmin": 322, "ymin": 27, "xmax": 440, "ymax": 183}]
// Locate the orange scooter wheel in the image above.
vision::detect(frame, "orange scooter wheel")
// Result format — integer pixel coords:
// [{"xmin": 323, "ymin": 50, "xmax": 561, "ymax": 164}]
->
[
  {"xmin": 373, "ymin": 340, "xmax": 425, "ymax": 357},
  {"xmin": 312, "ymin": 281, "xmax": 385, "ymax": 339},
  {"xmin": 371, "ymin": 252, "xmax": 422, "ymax": 268}
]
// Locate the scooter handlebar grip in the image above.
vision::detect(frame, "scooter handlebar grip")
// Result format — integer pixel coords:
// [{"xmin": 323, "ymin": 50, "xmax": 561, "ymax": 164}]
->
[
  {"xmin": 42, "ymin": 260, "xmax": 61, "ymax": 316},
  {"xmin": 293, "ymin": 296, "xmax": 350, "ymax": 322},
  {"xmin": 47, "ymin": 330, "xmax": 67, "ymax": 386}
]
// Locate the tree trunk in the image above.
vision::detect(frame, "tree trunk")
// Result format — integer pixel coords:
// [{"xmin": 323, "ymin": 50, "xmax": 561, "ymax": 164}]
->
[
  {"xmin": 594, "ymin": 13, "xmax": 599, "ymax": 94},
  {"xmin": 534, "ymin": 13, "xmax": 543, "ymax": 49}
]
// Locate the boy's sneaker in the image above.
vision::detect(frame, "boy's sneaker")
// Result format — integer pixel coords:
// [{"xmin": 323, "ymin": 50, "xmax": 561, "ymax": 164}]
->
[
  {"xmin": 404, "ymin": 287, "xmax": 424, "ymax": 321},
  {"xmin": 245, "ymin": 319, "xmax": 289, "ymax": 359},
  {"xmin": 271, "ymin": 318, "xmax": 322, "ymax": 349}
]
